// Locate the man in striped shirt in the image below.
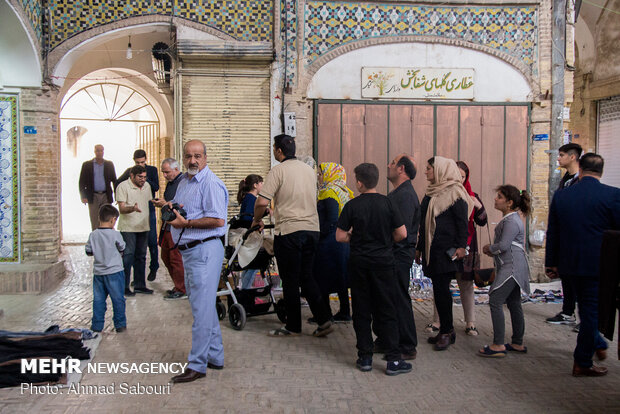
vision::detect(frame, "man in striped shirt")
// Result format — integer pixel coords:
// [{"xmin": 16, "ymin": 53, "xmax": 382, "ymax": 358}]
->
[{"xmin": 167, "ymin": 140, "xmax": 229, "ymax": 384}]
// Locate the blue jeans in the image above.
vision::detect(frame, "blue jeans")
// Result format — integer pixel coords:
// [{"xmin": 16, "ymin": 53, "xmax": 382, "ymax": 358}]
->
[
  {"xmin": 180, "ymin": 239, "xmax": 225, "ymax": 373},
  {"xmin": 92, "ymin": 271, "xmax": 126, "ymax": 331},
  {"xmin": 121, "ymin": 231, "xmax": 148, "ymax": 289},
  {"xmin": 148, "ymin": 209, "xmax": 159, "ymax": 272},
  {"xmin": 567, "ymin": 275, "xmax": 608, "ymax": 367},
  {"xmin": 241, "ymin": 269, "xmax": 259, "ymax": 289}
]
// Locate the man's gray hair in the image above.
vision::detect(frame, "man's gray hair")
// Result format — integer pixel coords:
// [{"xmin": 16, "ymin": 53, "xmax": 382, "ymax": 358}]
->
[
  {"xmin": 161, "ymin": 158, "xmax": 179, "ymax": 170},
  {"xmin": 183, "ymin": 140, "xmax": 207, "ymax": 155}
]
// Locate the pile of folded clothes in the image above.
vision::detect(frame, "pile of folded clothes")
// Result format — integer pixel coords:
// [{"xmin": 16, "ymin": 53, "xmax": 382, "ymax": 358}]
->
[
  {"xmin": 0, "ymin": 325, "xmax": 93, "ymax": 388},
  {"xmin": 527, "ymin": 288, "xmax": 564, "ymax": 303}
]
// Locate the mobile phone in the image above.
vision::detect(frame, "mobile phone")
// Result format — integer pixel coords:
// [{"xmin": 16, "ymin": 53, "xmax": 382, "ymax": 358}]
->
[{"xmin": 446, "ymin": 247, "xmax": 457, "ymax": 260}]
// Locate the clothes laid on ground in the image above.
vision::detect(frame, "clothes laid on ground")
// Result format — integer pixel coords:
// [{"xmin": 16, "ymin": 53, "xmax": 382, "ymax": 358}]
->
[{"xmin": 0, "ymin": 328, "xmax": 92, "ymax": 388}]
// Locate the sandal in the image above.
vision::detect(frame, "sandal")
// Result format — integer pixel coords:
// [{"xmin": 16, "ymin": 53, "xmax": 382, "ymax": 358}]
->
[
  {"xmin": 425, "ymin": 323, "xmax": 439, "ymax": 333},
  {"xmin": 268, "ymin": 327, "xmax": 300, "ymax": 337},
  {"xmin": 465, "ymin": 326, "xmax": 479, "ymax": 336},
  {"xmin": 504, "ymin": 343, "xmax": 527, "ymax": 353},
  {"xmin": 477, "ymin": 345, "xmax": 507, "ymax": 358}
]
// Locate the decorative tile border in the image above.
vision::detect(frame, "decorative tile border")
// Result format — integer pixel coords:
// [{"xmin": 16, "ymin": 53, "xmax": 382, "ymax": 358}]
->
[
  {"xmin": 19, "ymin": 0, "xmax": 42, "ymax": 43},
  {"xmin": 281, "ymin": 0, "xmax": 297, "ymax": 87},
  {"xmin": 304, "ymin": 1, "xmax": 537, "ymax": 70},
  {"xmin": 47, "ymin": 0, "xmax": 273, "ymax": 49},
  {"xmin": 0, "ymin": 96, "xmax": 19, "ymax": 262}
]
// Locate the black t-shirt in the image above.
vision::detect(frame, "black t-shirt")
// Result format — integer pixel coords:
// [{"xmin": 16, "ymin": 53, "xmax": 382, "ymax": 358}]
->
[
  {"xmin": 558, "ymin": 171, "xmax": 578, "ymax": 190},
  {"xmin": 337, "ymin": 192, "xmax": 404, "ymax": 268},
  {"xmin": 388, "ymin": 181, "xmax": 420, "ymax": 265}
]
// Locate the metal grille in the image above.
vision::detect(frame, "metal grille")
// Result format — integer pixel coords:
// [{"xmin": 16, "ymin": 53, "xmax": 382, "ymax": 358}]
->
[{"xmin": 599, "ymin": 95, "xmax": 620, "ymax": 123}]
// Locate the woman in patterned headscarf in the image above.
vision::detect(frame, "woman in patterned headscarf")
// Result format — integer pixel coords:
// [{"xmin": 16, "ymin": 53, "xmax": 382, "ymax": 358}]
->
[
  {"xmin": 312, "ymin": 162, "xmax": 354, "ymax": 323},
  {"xmin": 416, "ymin": 156, "xmax": 473, "ymax": 351}
]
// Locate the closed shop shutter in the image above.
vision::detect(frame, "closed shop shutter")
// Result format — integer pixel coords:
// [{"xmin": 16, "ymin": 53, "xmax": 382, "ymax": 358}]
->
[
  {"xmin": 180, "ymin": 66, "xmax": 271, "ymax": 215},
  {"xmin": 598, "ymin": 96, "xmax": 620, "ymax": 188}
]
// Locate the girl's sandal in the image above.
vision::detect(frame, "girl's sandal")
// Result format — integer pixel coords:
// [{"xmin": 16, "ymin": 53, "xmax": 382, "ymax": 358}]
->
[
  {"xmin": 478, "ymin": 345, "xmax": 507, "ymax": 358},
  {"xmin": 425, "ymin": 323, "xmax": 439, "ymax": 333},
  {"xmin": 465, "ymin": 326, "xmax": 479, "ymax": 336}
]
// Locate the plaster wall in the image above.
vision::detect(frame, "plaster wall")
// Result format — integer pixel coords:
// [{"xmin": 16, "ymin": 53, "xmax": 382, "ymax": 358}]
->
[
  {"xmin": 307, "ymin": 43, "xmax": 532, "ymax": 102},
  {"xmin": 569, "ymin": 2, "xmax": 620, "ymax": 158},
  {"xmin": 0, "ymin": 0, "xmax": 41, "ymax": 88},
  {"xmin": 592, "ymin": 0, "xmax": 620, "ymax": 82}
]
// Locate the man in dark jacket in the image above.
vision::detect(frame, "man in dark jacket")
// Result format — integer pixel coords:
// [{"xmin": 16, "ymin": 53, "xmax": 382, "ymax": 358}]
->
[
  {"xmin": 79, "ymin": 144, "xmax": 117, "ymax": 230},
  {"xmin": 116, "ymin": 149, "xmax": 160, "ymax": 282},
  {"xmin": 546, "ymin": 153, "xmax": 620, "ymax": 377}
]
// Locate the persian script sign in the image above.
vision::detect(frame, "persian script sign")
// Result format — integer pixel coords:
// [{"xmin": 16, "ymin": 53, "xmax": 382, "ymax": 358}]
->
[{"xmin": 361, "ymin": 68, "xmax": 475, "ymax": 100}]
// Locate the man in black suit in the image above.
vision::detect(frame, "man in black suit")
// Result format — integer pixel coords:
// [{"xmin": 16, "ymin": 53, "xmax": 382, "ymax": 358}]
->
[
  {"xmin": 79, "ymin": 144, "xmax": 117, "ymax": 230},
  {"xmin": 115, "ymin": 149, "xmax": 160, "ymax": 281},
  {"xmin": 546, "ymin": 153, "xmax": 620, "ymax": 377}
]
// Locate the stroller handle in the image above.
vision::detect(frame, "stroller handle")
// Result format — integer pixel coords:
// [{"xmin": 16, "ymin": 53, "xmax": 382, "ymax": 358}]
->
[{"xmin": 242, "ymin": 224, "xmax": 275, "ymax": 241}]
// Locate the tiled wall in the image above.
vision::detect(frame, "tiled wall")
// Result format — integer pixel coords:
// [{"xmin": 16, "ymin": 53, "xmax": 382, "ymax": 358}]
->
[
  {"xmin": 281, "ymin": 0, "xmax": 297, "ymax": 87},
  {"xmin": 302, "ymin": 1, "xmax": 537, "ymax": 73},
  {"xmin": 0, "ymin": 96, "xmax": 19, "ymax": 262},
  {"xmin": 47, "ymin": 0, "xmax": 273, "ymax": 49},
  {"xmin": 19, "ymin": 0, "xmax": 42, "ymax": 43}
]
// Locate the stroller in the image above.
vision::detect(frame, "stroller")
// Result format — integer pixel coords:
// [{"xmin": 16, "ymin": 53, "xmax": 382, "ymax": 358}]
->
[{"xmin": 215, "ymin": 215, "xmax": 286, "ymax": 330}]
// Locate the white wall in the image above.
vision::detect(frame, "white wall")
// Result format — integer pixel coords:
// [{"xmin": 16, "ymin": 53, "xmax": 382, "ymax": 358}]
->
[
  {"xmin": 0, "ymin": 0, "xmax": 41, "ymax": 88},
  {"xmin": 307, "ymin": 43, "xmax": 531, "ymax": 102}
]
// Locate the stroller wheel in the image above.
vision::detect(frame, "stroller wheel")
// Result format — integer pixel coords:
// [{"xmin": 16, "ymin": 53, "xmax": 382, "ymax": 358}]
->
[
  {"xmin": 216, "ymin": 301, "xmax": 226, "ymax": 321},
  {"xmin": 275, "ymin": 299, "xmax": 287, "ymax": 324},
  {"xmin": 229, "ymin": 303, "xmax": 247, "ymax": 330}
]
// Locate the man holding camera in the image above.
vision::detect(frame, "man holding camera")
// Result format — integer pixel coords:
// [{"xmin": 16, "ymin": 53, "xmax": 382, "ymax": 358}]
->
[
  {"xmin": 152, "ymin": 158, "xmax": 186, "ymax": 300},
  {"xmin": 116, "ymin": 165, "xmax": 153, "ymax": 296},
  {"xmin": 166, "ymin": 140, "xmax": 228, "ymax": 384}
]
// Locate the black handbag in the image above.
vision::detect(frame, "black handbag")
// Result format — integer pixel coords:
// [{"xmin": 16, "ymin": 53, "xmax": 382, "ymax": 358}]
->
[{"xmin": 474, "ymin": 224, "xmax": 496, "ymax": 288}]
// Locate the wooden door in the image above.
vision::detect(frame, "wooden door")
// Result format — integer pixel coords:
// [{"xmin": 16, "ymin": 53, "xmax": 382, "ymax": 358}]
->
[{"xmin": 315, "ymin": 101, "xmax": 529, "ymax": 266}]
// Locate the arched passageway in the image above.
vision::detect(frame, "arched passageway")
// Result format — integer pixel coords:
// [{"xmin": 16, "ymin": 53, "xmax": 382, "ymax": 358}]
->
[{"xmin": 60, "ymin": 80, "xmax": 162, "ymax": 242}]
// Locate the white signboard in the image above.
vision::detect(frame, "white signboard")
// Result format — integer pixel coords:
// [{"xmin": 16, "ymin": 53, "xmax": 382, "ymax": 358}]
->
[
  {"xmin": 361, "ymin": 67, "xmax": 475, "ymax": 100},
  {"xmin": 284, "ymin": 112, "xmax": 296, "ymax": 137}
]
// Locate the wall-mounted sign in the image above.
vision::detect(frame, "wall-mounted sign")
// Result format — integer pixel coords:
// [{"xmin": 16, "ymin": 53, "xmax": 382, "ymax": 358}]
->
[
  {"xmin": 284, "ymin": 112, "xmax": 296, "ymax": 137},
  {"xmin": 563, "ymin": 107, "xmax": 571, "ymax": 120},
  {"xmin": 533, "ymin": 134, "xmax": 549, "ymax": 141},
  {"xmin": 23, "ymin": 126, "xmax": 37, "ymax": 134},
  {"xmin": 362, "ymin": 67, "xmax": 474, "ymax": 100}
]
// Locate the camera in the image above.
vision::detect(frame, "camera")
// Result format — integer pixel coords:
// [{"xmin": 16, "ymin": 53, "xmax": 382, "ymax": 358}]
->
[{"xmin": 161, "ymin": 203, "xmax": 187, "ymax": 222}]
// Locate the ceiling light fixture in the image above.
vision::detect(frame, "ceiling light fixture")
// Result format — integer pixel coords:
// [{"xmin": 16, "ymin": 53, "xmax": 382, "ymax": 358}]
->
[{"xmin": 126, "ymin": 36, "xmax": 133, "ymax": 60}]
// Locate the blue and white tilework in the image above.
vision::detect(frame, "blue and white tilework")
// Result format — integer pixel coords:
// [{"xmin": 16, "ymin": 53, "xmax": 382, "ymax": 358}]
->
[
  {"xmin": 281, "ymin": 0, "xmax": 297, "ymax": 87},
  {"xmin": 0, "ymin": 96, "xmax": 19, "ymax": 262}
]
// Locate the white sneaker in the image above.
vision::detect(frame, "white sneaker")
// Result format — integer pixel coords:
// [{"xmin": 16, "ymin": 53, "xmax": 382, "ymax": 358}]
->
[{"xmin": 546, "ymin": 312, "xmax": 576, "ymax": 325}]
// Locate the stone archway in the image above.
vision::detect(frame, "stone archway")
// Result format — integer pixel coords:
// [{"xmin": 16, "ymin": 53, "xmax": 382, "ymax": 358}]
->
[{"xmin": 59, "ymin": 78, "xmax": 164, "ymax": 242}]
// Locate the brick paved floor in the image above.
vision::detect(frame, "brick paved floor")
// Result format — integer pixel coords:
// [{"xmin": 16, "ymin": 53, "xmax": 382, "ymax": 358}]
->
[{"xmin": 0, "ymin": 246, "xmax": 619, "ymax": 413}]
